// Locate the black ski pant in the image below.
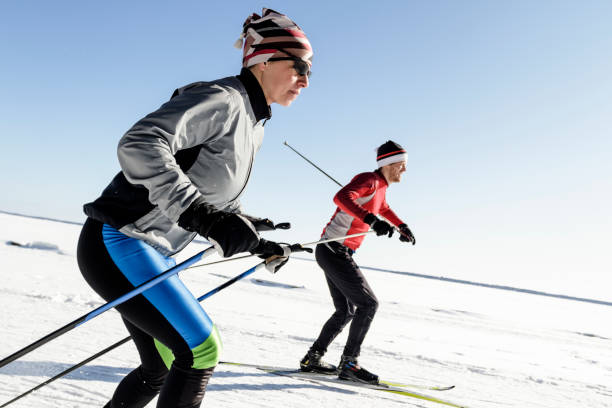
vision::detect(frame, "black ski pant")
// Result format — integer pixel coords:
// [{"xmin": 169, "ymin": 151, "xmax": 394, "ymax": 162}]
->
[
  {"xmin": 311, "ymin": 242, "xmax": 378, "ymax": 358},
  {"xmin": 77, "ymin": 218, "xmax": 216, "ymax": 408}
]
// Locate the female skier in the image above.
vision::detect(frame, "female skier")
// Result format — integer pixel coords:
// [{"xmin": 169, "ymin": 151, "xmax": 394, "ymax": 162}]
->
[{"xmin": 77, "ymin": 8, "xmax": 313, "ymax": 408}]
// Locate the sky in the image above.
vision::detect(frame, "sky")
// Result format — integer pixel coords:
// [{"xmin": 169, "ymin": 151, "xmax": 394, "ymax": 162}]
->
[{"xmin": 1, "ymin": 1, "xmax": 611, "ymax": 297}]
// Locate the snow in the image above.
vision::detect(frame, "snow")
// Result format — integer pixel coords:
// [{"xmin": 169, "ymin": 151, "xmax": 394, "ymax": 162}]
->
[{"xmin": 0, "ymin": 212, "xmax": 611, "ymax": 408}]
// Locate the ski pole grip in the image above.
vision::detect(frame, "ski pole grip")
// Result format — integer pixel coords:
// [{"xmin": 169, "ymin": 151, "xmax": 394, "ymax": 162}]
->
[
  {"xmin": 288, "ymin": 243, "xmax": 313, "ymax": 254},
  {"xmin": 274, "ymin": 222, "xmax": 291, "ymax": 230}
]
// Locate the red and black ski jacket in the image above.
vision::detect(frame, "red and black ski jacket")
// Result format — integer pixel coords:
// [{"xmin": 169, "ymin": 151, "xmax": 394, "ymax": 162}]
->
[{"xmin": 321, "ymin": 169, "xmax": 404, "ymax": 251}]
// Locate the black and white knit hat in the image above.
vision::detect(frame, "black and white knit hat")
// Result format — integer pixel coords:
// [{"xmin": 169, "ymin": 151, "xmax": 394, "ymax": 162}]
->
[{"xmin": 376, "ymin": 140, "xmax": 407, "ymax": 168}]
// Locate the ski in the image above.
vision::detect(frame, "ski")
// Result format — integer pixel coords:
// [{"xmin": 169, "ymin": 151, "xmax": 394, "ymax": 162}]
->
[
  {"xmin": 220, "ymin": 360, "xmax": 453, "ymax": 391},
  {"xmin": 380, "ymin": 378, "xmax": 454, "ymax": 392},
  {"xmin": 219, "ymin": 361, "xmax": 465, "ymax": 407}
]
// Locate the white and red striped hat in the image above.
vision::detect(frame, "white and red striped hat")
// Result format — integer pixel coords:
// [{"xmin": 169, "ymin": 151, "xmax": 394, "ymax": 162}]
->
[
  {"xmin": 376, "ymin": 141, "xmax": 407, "ymax": 168},
  {"xmin": 236, "ymin": 8, "xmax": 313, "ymax": 68}
]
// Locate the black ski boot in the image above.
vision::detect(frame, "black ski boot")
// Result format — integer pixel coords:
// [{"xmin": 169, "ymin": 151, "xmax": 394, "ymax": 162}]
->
[
  {"xmin": 338, "ymin": 355, "xmax": 379, "ymax": 385},
  {"xmin": 299, "ymin": 349, "xmax": 337, "ymax": 374}
]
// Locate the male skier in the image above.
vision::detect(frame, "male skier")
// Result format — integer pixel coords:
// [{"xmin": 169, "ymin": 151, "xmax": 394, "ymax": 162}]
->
[{"xmin": 300, "ymin": 140, "xmax": 416, "ymax": 384}]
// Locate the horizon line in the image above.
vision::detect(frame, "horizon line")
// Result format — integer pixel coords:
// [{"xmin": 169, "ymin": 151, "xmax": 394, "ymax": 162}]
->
[
  {"xmin": 2, "ymin": 209, "xmax": 609, "ymax": 308},
  {"xmin": 293, "ymin": 256, "xmax": 611, "ymax": 308}
]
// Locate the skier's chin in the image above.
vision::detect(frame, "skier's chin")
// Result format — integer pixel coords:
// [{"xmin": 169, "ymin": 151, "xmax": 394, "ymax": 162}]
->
[{"xmin": 279, "ymin": 94, "xmax": 298, "ymax": 107}]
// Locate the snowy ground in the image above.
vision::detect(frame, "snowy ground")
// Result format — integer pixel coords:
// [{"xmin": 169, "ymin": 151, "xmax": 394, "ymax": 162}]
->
[{"xmin": 1, "ymin": 212, "xmax": 611, "ymax": 408}]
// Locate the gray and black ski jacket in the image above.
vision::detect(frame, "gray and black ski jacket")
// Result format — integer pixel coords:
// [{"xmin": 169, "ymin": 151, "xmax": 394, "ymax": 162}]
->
[{"xmin": 84, "ymin": 69, "xmax": 271, "ymax": 256}]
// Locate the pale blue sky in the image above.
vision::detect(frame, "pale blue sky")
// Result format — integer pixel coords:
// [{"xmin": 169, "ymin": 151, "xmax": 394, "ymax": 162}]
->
[{"xmin": 1, "ymin": 1, "xmax": 610, "ymax": 296}]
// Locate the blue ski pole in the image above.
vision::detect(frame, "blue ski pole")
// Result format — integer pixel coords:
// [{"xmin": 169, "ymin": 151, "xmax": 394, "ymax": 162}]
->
[{"xmin": 0, "ymin": 246, "xmax": 217, "ymax": 369}]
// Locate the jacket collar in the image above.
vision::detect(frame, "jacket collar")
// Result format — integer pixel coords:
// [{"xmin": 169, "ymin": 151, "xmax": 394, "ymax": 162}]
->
[
  {"xmin": 374, "ymin": 168, "xmax": 389, "ymax": 187},
  {"xmin": 237, "ymin": 68, "xmax": 271, "ymax": 123}
]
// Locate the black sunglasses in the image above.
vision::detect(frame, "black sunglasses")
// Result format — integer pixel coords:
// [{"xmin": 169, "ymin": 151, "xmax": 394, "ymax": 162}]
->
[{"xmin": 268, "ymin": 48, "xmax": 311, "ymax": 78}]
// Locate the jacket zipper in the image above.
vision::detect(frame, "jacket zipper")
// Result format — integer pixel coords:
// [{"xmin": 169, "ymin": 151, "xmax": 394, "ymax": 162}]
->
[{"xmin": 228, "ymin": 141, "xmax": 255, "ymax": 203}]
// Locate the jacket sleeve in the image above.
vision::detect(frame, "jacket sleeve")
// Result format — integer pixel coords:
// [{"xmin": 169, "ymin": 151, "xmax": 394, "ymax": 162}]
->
[
  {"xmin": 379, "ymin": 198, "xmax": 404, "ymax": 226},
  {"xmin": 333, "ymin": 173, "xmax": 376, "ymax": 221},
  {"xmin": 117, "ymin": 86, "xmax": 238, "ymax": 222}
]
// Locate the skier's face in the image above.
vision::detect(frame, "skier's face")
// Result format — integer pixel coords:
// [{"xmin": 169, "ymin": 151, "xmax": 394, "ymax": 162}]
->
[
  {"xmin": 261, "ymin": 56, "xmax": 310, "ymax": 106},
  {"xmin": 382, "ymin": 161, "xmax": 406, "ymax": 184}
]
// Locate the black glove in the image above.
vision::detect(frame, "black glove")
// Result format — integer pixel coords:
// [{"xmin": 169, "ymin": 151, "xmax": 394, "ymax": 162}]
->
[
  {"xmin": 251, "ymin": 239, "xmax": 291, "ymax": 273},
  {"xmin": 363, "ymin": 213, "xmax": 394, "ymax": 237},
  {"xmin": 249, "ymin": 240, "xmax": 313, "ymax": 273},
  {"xmin": 398, "ymin": 224, "xmax": 416, "ymax": 245},
  {"xmin": 178, "ymin": 198, "xmax": 259, "ymax": 257},
  {"xmin": 251, "ymin": 238, "xmax": 290, "ymax": 258}
]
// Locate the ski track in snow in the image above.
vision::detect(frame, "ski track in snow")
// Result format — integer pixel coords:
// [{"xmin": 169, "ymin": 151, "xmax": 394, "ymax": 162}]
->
[{"xmin": 1, "ymin": 212, "xmax": 612, "ymax": 408}]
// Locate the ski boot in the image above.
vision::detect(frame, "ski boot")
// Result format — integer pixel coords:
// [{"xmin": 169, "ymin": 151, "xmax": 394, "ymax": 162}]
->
[
  {"xmin": 299, "ymin": 349, "xmax": 337, "ymax": 374},
  {"xmin": 338, "ymin": 355, "xmax": 379, "ymax": 385}
]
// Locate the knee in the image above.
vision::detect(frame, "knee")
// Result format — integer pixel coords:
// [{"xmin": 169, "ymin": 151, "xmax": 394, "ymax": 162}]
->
[
  {"xmin": 192, "ymin": 325, "xmax": 223, "ymax": 370},
  {"xmin": 154, "ymin": 326, "xmax": 223, "ymax": 371},
  {"xmin": 360, "ymin": 296, "xmax": 379, "ymax": 317},
  {"xmin": 371, "ymin": 297, "xmax": 379, "ymax": 312},
  {"xmin": 369, "ymin": 297, "xmax": 379, "ymax": 315}
]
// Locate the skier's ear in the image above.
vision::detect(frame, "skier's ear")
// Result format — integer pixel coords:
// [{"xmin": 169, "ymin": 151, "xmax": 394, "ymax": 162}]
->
[
  {"xmin": 250, "ymin": 62, "xmax": 267, "ymax": 74},
  {"xmin": 247, "ymin": 62, "xmax": 267, "ymax": 81}
]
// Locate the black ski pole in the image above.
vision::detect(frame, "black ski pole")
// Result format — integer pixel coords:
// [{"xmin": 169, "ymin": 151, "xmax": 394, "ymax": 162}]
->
[
  {"xmin": 0, "ymin": 337, "xmax": 132, "ymax": 408},
  {"xmin": 0, "ymin": 246, "xmax": 217, "ymax": 369},
  {"xmin": 283, "ymin": 141, "xmax": 343, "ymax": 187},
  {"xmin": 0, "ymin": 234, "xmax": 373, "ymax": 407}
]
